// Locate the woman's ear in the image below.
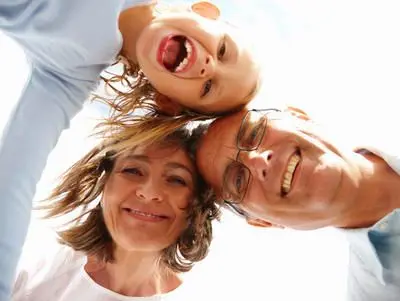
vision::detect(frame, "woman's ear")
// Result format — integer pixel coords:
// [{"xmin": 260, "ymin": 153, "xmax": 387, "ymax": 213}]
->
[
  {"xmin": 246, "ymin": 218, "xmax": 284, "ymax": 229},
  {"xmin": 191, "ymin": 1, "xmax": 220, "ymax": 20},
  {"xmin": 285, "ymin": 106, "xmax": 310, "ymax": 121},
  {"xmin": 154, "ymin": 93, "xmax": 184, "ymax": 116}
]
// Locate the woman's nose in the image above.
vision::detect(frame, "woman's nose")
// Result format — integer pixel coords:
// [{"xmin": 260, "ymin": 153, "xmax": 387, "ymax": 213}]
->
[{"xmin": 135, "ymin": 179, "xmax": 163, "ymax": 202}]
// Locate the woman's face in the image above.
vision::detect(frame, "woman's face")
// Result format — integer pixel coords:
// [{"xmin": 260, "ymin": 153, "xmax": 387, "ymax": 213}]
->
[
  {"xmin": 101, "ymin": 143, "xmax": 196, "ymax": 253},
  {"xmin": 135, "ymin": 10, "xmax": 260, "ymax": 113}
]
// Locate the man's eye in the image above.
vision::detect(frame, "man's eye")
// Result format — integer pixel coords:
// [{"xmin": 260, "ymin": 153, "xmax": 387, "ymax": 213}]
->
[
  {"xmin": 202, "ymin": 79, "xmax": 212, "ymax": 97},
  {"xmin": 122, "ymin": 168, "xmax": 143, "ymax": 176},
  {"xmin": 242, "ymin": 123, "xmax": 262, "ymax": 148},
  {"xmin": 234, "ymin": 169, "xmax": 245, "ymax": 192},
  {"xmin": 231, "ymin": 165, "xmax": 248, "ymax": 195},
  {"xmin": 218, "ymin": 41, "xmax": 226, "ymax": 60},
  {"xmin": 250, "ymin": 124, "xmax": 262, "ymax": 142}
]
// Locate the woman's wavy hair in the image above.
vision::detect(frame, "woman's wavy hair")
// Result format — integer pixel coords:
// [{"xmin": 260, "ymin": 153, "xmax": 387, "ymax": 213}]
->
[{"xmin": 38, "ymin": 117, "xmax": 220, "ymax": 273}]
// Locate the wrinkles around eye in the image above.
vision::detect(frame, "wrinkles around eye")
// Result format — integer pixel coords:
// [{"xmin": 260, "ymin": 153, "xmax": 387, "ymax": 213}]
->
[
  {"xmin": 167, "ymin": 175, "xmax": 188, "ymax": 187},
  {"xmin": 242, "ymin": 123, "xmax": 263, "ymax": 148},
  {"xmin": 122, "ymin": 167, "xmax": 143, "ymax": 176},
  {"xmin": 224, "ymin": 163, "xmax": 246, "ymax": 199}
]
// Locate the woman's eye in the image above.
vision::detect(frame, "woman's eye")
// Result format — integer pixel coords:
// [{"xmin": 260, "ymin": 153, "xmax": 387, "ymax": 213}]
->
[
  {"xmin": 167, "ymin": 176, "xmax": 187, "ymax": 187},
  {"xmin": 218, "ymin": 41, "xmax": 226, "ymax": 60},
  {"xmin": 202, "ymin": 79, "xmax": 212, "ymax": 97},
  {"xmin": 122, "ymin": 168, "xmax": 143, "ymax": 176}
]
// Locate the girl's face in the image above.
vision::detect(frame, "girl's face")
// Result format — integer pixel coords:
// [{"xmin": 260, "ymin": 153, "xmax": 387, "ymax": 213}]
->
[
  {"xmin": 136, "ymin": 9, "xmax": 260, "ymax": 113},
  {"xmin": 101, "ymin": 144, "xmax": 196, "ymax": 253}
]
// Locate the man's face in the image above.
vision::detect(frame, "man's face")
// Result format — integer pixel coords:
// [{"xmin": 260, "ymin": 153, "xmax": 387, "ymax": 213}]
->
[{"xmin": 197, "ymin": 108, "xmax": 361, "ymax": 230}]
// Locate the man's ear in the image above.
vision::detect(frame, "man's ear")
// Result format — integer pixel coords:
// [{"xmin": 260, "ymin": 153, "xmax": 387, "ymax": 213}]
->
[
  {"xmin": 154, "ymin": 93, "xmax": 184, "ymax": 116},
  {"xmin": 285, "ymin": 106, "xmax": 310, "ymax": 121},
  {"xmin": 191, "ymin": 1, "xmax": 220, "ymax": 20},
  {"xmin": 246, "ymin": 218, "xmax": 284, "ymax": 229}
]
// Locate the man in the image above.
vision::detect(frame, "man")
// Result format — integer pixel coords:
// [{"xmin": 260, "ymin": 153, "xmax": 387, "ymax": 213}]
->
[{"xmin": 197, "ymin": 107, "xmax": 400, "ymax": 301}]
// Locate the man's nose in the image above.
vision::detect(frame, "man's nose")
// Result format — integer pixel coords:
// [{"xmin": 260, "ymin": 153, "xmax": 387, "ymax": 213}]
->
[
  {"xmin": 199, "ymin": 55, "xmax": 216, "ymax": 78},
  {"xmin": 241, "ymin": 150, "xmax": 273, "ymax": 182},
  {"xmin": 135, "ymin": 179, "xmax": 163, "ymax": 202}
]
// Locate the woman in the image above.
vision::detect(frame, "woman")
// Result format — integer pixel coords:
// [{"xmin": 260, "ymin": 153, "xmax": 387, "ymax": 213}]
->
[
  {"xmin": 0, "ymin": 1, "xmax": 258, "ymax": 296},
  {"xmin": 12, "ymin": 119, "xmax": 219, "ymax": 300}
]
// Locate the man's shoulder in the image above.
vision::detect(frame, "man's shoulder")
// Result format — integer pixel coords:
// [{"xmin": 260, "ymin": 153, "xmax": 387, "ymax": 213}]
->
[{"xmin": 345, "ymin": 210, "xmax": 400, "ymax": 300}]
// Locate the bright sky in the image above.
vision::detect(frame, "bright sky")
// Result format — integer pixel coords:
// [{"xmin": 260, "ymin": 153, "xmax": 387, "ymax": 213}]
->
[{"xmin": 1, "ymin": 1, "xmax": 400, "ymax": 300}]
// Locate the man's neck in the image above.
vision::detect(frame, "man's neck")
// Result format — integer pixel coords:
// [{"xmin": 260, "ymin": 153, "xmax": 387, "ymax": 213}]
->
[
  {"xmin": 118, "ymin": 5, "xmax": 155, "ymax": 63},
  {"xmin": 86, "ymin": 248, "xmax": 181, "ymax": 297},
  {"xmin": 337, "ymin": 151, "xmax": 400, "ymax": 228}
]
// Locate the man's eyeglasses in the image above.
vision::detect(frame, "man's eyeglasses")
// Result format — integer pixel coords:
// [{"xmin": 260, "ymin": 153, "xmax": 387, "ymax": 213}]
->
[{"xmin": 222, "ymin": 108, "xmax": 281, "ymax": 218}]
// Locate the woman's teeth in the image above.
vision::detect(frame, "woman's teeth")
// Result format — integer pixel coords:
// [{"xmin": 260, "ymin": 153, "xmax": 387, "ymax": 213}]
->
[
  {"xmin": 125, "ymin": 208, "xmax": 163, "ymax": 219},
  {"xmin": 281, "ymin": 153, "xmax": 301, "ymax": 195},
  {"xmin": 175, "ymin": 40, "xmax": 192, "ymax": 72}
]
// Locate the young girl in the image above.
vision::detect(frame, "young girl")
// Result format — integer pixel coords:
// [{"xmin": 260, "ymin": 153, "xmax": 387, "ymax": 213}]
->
[{"xmin": 0, "ymin": 1, "xmax": 259, "ymax": 298}]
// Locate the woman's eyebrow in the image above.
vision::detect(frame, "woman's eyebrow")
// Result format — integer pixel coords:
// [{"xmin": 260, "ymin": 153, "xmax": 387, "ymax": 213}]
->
[
  {"xmin": 123, "ymin": 156, "xmax": 194, "ymax": 177},
  {"xmin": 124, "ymin": 154, "xmax": 150, "ymax": 162},
  {"xmin": 166, "ymin": 162, "xmax": 194, "ymax": 178}
]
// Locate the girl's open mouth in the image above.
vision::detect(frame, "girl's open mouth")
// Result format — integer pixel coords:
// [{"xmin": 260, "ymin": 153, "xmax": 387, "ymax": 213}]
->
[{"xmin": 157, "ymin": 35, "xmax": 196, "ymax": 73}]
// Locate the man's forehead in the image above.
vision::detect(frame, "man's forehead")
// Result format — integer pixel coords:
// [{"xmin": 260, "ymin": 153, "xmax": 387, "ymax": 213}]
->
[{"xmin": 197, "ymin": 111, "xmax": 246, "ymax": 186}]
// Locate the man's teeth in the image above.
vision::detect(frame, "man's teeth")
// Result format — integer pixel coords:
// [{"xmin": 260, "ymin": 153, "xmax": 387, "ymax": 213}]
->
[
  {"xmin": 282, "ymin": 153, "xmax": 301, "ymax": 194},
  {"xmin": 175, "ymin": 40, "xmax": 192, "ymax": 72}
]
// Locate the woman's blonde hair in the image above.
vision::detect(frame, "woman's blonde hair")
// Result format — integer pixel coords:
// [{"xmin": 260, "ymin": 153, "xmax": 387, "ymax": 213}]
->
[{"xmin": 38, "ymin": 117, "xmax": 220, "ymax": 273}]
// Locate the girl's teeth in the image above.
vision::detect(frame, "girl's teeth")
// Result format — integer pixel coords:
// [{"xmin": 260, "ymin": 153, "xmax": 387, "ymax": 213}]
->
[
  {"xmin": 185, "ymin": 40, "xmax": 192, "ymax": 55},
  {"xmin": 173, "ymin": 40, "xmax": 192, "ymax": 72},
  {"xmin": 176, "ymin": 41, "xmax": 192, "ymax": 72},
  {"xmin": 175, "ymin": 57, "xmax": 189, "ymax": 72}
]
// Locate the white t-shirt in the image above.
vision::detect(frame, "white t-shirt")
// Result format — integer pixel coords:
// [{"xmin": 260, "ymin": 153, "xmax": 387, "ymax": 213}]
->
[{"xmin": 12, "ymin": 244, "xmax": 187, "ymax": 301}]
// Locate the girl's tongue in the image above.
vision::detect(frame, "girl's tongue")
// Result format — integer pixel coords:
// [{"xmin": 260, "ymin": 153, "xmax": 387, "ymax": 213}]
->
[
  {"xmin": 161, "ymin": 36, "xmax": 188, "ymax": 72},
  {"xmin": 163, "ymin": 39, "xmax": 180, "ymax": 67}
]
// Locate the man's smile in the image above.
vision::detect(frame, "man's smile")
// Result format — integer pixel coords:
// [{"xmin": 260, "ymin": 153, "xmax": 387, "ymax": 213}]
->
[{"xmin": 281, "ymin": 149, "xmax": 301, "ymax": 196}]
